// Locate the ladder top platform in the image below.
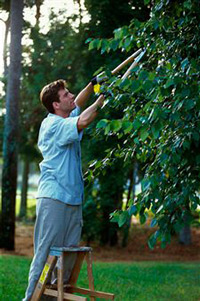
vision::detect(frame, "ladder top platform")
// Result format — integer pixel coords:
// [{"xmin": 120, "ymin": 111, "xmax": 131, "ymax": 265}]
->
[{"xmin": 50, "ymin": 246, "xmax": 92, "ymax": 256}]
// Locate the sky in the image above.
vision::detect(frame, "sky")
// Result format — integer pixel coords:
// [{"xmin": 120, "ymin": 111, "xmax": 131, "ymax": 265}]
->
[{"xmin": 0, "ymin": 0, "xmax": 89, "ymax": 78}]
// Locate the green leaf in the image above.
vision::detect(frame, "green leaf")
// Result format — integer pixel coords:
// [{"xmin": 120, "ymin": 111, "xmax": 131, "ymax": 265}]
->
[
  {"xmin": 133, "ymin": 119, "xmax": 142, "ymax": 130},
  {"xmin": 139, "ymin": 70, "xmax": 149, "ymax": 81},
  {"xmin": 93, "ymin": 66, "xmax": 104, "ymax": 76},
  {"xmin": 131, "ymin": 80, "xmax": 141, "ymax": 92},
  {"xmin": 184, "ymin": 99, "xmax": 195, "ymax": 110},
  {"xmin": 140, "ymin": 214, "xmax": 147, "ymax": 224},
  {"xmin": 85, "ymin": 38, "xmax": 92, "ymax": 44},
  {"xmin": 119, "ymin": 78, "xmax": 131, "ymax": 90},
  {"xmin": 141, "ymin": 178, "xmax": 150, "ymax": 191},
  {"xmin": 105, "ymin": 123, "xmax": 111, "ymax": 135},
  {"xmin": 164, "ymin": 78, "xmax": 174, "ymax": 89},
  {"xmin": 88, "ymin": 39, "xmax": 99, "ymax": 50},
  {"xmin": 110, "ymin": 211, "xmax": 120, "ymax": 223},
  {"xmin": 118, "ymin": 211, "xmax": 129, "ymax": 227},
  {"xmin": 110, "ymin": 39, "xmax": 119, "ymax": 51},
  {"xmin": 114, "ymin": 28, "xmax": 123, "ymax": 39},
  {"xmin": 97, "ymin": 40, "xmax": 102, "ymax": 50},
  {"xmin": 161, "ymin": 232, "xmax": 171, "ymax": 248},
  {"xmin": 152, "ymin": 123, "xmax": 160, "ymax": 139},
  {"xmin": 148, "ymin": 233, "xmax": 157, "ymax": 249},
  {"xmin": 122, "ymin": 121, "xmax": 133, "ymax": 134},
  {"xmin": 148, "ymin": 72, "xmax": 156, "ymax": 81},
  {"xmin": 110, "ymin": 120, "xmax": 122, "ymax": 132},
  {"xmin": 140, "ymin": 127, "xmax": 149, "ymax": 141},
  {"xmin": 181, "ymin": 58, "xmax": 189, "ymax": 71},
  {"xmin": 166, "ymin": 62, "xmax": 172, "ymax": 70},
  {"xmin": 183, "ymin": 0, "xmax": 192, "ymax": 10},
  {"xmin": 150, "ymin": 218, "xmax": 157, "ymax": 227},
  {"xmin": 193, "ymin": 131, "xmax": 199, "ymax": 141},
  {"xmin": 96, "ymin": 119, "xmax": 108, "ymax": 129},
  {"xmin": 101, "ymin": 39, "xmax": 109, "ymax": 54},
  {"xmin": 134, "ymin": 137, "xmax": 140, "ymax": 144},
  {"xmin": 129, "ymin": 205, "xmax": 137, "ymax": 216},
  {"xmin": 183, "ymin": 140, "xmax": 190, "ymax": 149},
  {"xmin": 124, "ymin": 38, "xmax": 131, "ymax": 49}
]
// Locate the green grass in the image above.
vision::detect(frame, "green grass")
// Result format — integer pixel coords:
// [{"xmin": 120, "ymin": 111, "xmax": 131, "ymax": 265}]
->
[{"xmin": 0, "ymin": 256, "xmax": 200, "ymax": 301}]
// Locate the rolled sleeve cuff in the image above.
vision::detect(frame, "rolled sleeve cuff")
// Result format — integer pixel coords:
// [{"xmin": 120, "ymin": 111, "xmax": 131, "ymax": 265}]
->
[{"xmin": 71, "ymin": 116, "xmax": 83, "ymax": 141}]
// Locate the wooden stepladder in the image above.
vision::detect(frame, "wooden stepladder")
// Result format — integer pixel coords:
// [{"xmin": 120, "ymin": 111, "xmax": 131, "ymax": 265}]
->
[{"xmin": 30, "ymin": 246, "xmax": 115, "ymax": 301}]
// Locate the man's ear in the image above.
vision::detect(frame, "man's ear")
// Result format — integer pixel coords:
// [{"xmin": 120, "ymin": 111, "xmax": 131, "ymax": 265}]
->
[{"xmin": 52, "ymin": 101, "xmax": 60, "ymax": 111}]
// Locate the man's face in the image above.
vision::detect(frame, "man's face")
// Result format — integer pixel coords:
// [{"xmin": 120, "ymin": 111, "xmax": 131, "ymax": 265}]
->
[{"xmin": 56, "ymin": 88, "xmax": 76, "ymax": 113}]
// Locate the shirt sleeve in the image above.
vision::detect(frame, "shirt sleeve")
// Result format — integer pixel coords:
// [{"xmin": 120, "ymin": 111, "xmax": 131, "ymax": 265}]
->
[
  {"xmin": 55, "ymin": 116, "xmax": 83, "ymax": 146},
  {"xmin": 70, "ymin": 106, "xmax": 81, "ymax": 117}
]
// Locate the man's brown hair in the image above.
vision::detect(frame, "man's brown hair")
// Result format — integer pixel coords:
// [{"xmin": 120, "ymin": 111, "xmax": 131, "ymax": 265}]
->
[{"xmin": 40, "ymin": 79, "xmax": 66, "ymax": 113}]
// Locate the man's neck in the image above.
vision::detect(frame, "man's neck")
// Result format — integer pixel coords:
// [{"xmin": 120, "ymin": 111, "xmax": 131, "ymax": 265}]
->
[{"xmin": 54, "ymin": 110, "xmax": 70, "ymax": 118}]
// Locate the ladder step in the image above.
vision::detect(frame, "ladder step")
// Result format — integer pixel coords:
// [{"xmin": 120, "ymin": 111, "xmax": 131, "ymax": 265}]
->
[
  {"xmin": 69, "ymin": 286, "xmax": 115, "ymax": 300},
  {"xmin": 44, "ymin": 288, "xmax": 87, "ymax": 300},
  {"xmin": 50, "ymin": 246, "xmax": 92, "ymax": 256}
]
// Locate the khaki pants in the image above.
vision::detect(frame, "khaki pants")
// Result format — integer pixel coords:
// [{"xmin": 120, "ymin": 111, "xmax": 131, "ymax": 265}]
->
[{"xmin": 22, "ymin": 198, "xmax": 82, "ymax": 301}]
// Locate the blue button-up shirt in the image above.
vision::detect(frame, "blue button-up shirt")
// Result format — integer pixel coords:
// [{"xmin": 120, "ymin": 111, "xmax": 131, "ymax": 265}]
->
[{"xmin": 36, "ymin": 106, "xmax": 84, "ymax": 205}]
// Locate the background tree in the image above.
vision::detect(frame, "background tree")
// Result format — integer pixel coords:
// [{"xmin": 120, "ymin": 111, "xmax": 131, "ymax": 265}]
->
[
  {"xmin": 0, "ymin": 0, "xmax": 24, "ymax": 250},
  {"xmin": 18, "ymin": 0, "xmax": 44, "ymax": 219},
  {"xmin": 0, "ymin": 0, "xmax": 10, "ymax": 78}
]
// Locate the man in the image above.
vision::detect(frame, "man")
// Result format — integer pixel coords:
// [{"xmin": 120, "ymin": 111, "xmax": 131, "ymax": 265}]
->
[{"xmin": 23, "ymin": 78, "xmax": 104, "ymax": 301}]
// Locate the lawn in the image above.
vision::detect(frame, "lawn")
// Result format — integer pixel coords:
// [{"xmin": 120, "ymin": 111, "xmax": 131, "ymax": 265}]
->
[{"xmin": 0, "ymin": 255, "xmax": 199, "ymax": 300}]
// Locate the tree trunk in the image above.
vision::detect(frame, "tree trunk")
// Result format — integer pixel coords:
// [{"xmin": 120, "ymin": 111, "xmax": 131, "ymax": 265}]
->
[
  {"xmin": 3, "ymin": 14, "xmax": 10, "ymax": 78},
  {"xmin": 100, "ymin": 207, "xmax": 119, "ymax": 246},
  {"xmin": 19, "ymin": 158, "xmax": 30, "ymax": 219},
  {"xmin": 0, "ymin": 0, "xmax": 24, "ymax": 250},
  {"xmin": 35, "ymin": 0, "xmax": 42, "ymax": 27},
  {"xmin": 77, "ymin": 0, "xmax": 83, "ymax": 27},
  {"xmin": 179, "ymin": 208, "xmax": 192, "ymax": 245},
  {"xmin": 179, "ymin": 225, "xmax": 191, "ymax": 245}
]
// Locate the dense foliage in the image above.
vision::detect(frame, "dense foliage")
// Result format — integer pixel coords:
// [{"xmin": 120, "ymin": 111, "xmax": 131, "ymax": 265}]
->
[
  {"xmin": 1, "ymin": 0, "xmax": 199, "ymax": 248},
  {"xmin": 87, "ymin": 0, "xmax": 200, "ymax": 247}
]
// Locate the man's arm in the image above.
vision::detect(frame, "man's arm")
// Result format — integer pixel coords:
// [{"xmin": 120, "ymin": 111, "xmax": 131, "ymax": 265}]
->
[
  {"xmin": 74, "ymin": 82, "xmax": 94, "ymax": 108},
  {"xmin": 74, "ymin": 72, "xmax": 109, "ymax": 108},
  {"xmin": 77, "ymin": 94, "xmax": 104, "ymax": 131}
]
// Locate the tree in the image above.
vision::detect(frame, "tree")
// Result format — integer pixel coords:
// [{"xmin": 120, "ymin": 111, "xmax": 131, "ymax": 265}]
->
[
  {"xmin": 80, "ymin": 0, "xmax": 151, "ymax": 246},
  {"xmin": 18, "ymin": 0, "xmax": 44, "ymax": 219},
  {"xmin": 0, "ymin": 0, "xmax": 24, "ymax": 250},
  {"xmin": 87, "ymin": 0, "xmax": 200, "ymax": 248},
  {"xmin": 17, "ymin": 7, "xmax": 86, "ymax": 219}
]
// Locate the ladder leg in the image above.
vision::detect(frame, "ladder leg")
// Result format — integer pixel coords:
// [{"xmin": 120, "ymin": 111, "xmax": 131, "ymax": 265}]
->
[
  {"xmin": 68, "ymin": 252, "xmax": 86, "ymax": 286},
  {"xmin": 31, "ymin": 255, "xmax": 57, "ymax": 301},
  {"xmin": 57, "ymin": 253, "xmax": 64, "ymax": 301},
  {"xmin": 85, "ymin": 251, "xmax": 95, "ymax": 301}
]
